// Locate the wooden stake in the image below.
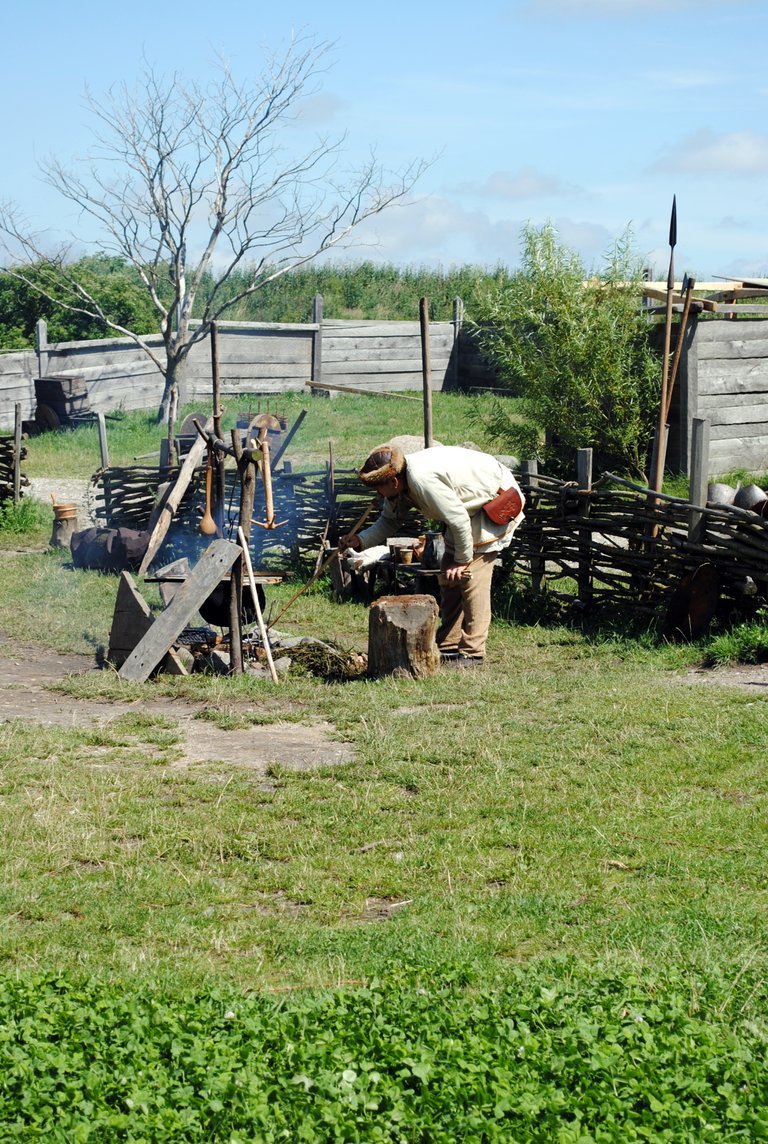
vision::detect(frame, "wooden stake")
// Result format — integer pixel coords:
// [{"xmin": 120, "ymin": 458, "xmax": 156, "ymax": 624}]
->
[
  {"xmin": 663, "ymin": 274, "xmax": 697, "ymax": 425},
  {"xmin": 267, "ymin": 499, "xmax": 377, "ymax": 629},
  {"xmin": 651, "ymin": 195, "xmax": 677, "ymax": 494},
  {"xmin": 238, "ymin": 526, "xmax": 279, "ymax": 683},
  {"xmin": 419, "ymin": 297, "xmax": 434, "ymax": 448},
  {"xmin": 13, "ymin": 403, "xmax": 22, "ymax": 506}
]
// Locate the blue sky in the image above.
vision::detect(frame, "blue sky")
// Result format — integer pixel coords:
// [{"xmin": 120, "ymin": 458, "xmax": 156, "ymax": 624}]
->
[{"xmin": 1, "ymin": 0, "xmax": 765, "ymax": 281}]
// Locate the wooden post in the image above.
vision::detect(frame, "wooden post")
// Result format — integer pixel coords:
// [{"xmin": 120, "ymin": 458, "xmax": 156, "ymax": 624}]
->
[
  {"xmin": 210, "ymin": 321, "xmax": 226, "ymax": 535},
  {"xmin": 232, "ymin": 429, "xmax": 256, "ymax": 540},
  {"xmin": 521, "ymin": 459, "xmax": 543, "ymax": 593},
  {"xmin": 688, "ymin": 417, "xmax": 710, "ymax": 544},
  {"xmin": 451, "ymin": 297, "xmax": 463, "ymax": 390},
  {"xmin": 35, "ymin": 319, "xmax": 49, "ymax": 378},
  {"xmin": 229, "ymin": 427, "xmax": 258, "ymax": 677},
  {"xmin": 419, "ymin": 297, "xmax": 433, "ymax": 447},
  {"xmin": 164, "ymin": 384, "xmax": 179, "ymax": 472},
  {"xmin": 228, "ymin": 558, "xmax": 244, "ymax": 674},
  {"xmin": 96, "ymin": 411, "xmax": 111, "ymax": 523},
  {"xmin": 13, "ymin": 403, "xmax": 22, "ymax": 506},
  {"xmin": 311, "ymin": 294, "xmax": 324, "ymax": 395},
  {"xmin": 651, "ymin": 195, "xmax": 677, "ymax": 494},
  {"xmin": 648, "ymin": 424, "xmax": 669, "ymax": 492},
  {"xmin": 576, "ymin": 448, "xmax": 592, "ymax": 494},
  {"xmin": 576, "ymin": 448, "xmax": 593, "ymax": 605},
  {"xmin": 97, "ymin": 411, "xmax": 110, "ymax": 469}
]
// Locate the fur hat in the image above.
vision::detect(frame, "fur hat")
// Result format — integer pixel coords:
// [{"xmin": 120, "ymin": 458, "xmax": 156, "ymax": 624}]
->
[{"xmin": 359, "ymin": 444, "xmax": 407, "ymax": 487}]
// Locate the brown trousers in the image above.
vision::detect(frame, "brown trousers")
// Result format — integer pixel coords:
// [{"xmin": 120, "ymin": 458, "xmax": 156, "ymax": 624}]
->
[{"xmin": 436, "ymin": 550, "xmax": 497, "ymax": 658}]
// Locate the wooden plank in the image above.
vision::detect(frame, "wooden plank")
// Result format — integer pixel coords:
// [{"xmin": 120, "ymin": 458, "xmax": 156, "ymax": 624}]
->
[
  {"xmin": 322, "ymin": 333, "xmax": 454, "ymax": 353},
  {"xmin": 697, "ymin": 398, "xmax": 768, "ymax": 424},
  {"xmin": 211, "ymin": 350, "xmax": 313, "ymax": 367},
  {"xmin": 323, "ymin": 319, "xmax": 453, "ymax": 334},
  {"xmin": 716, "ymin": 305, "xmax": 768, "ymax": 315},
  {"xmin": 324, "ymin": 358, "xmax": 451, "ymax": 376},
  {"xmin": 306, "ymin": 380, "xmax": 421, "ymax": 401},
  {"xmin": 709, "ymin": 422, "xmax": 768, "ymax": 441},
  {"xmin": 697, "ymin": 361, "xmax": 768, "ymax": 393},
  {"xmin": 119, "ymin": 539, "xmax": 241, "ymax": 681},
  {"xmin": 697, "ymin": 338, "xmax": 768, "ymax": 361},
  {"xmin": 190, "ymin": 321, "xmax": 319, "ymax": 333},
  {"xmin": 694, "ymin": 320, "xmax": 768, "ymax": 344},
  {"xmin": 207, "ymin": 381, "xmax": 306, "ymax": 397},
  {"xmin": 708, "ymin": 438, "xmax": 768, "ymax": 470},
  {"xmin": 317, "ymin": 371, "xmax": 448, "ymax": 389},
  {"xmin": 182, "ymin": 361, "xmax": 311, "ymax": 378},
  {"xmin": 323, "ymin": 346, "xmax": 453, "ymax": 365},
  {"xmin": 707, "ymin": 287, "xmax": 768, "ymax": 300}
]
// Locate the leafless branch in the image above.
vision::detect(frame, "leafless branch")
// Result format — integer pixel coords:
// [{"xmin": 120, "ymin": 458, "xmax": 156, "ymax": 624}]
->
[{"xmin": 0, "ymin": 36, "xmax": 427, "ymax": 419}]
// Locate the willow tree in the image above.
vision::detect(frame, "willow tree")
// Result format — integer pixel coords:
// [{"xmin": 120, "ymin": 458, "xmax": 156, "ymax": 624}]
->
[
  {"xmin": 473, "ymin": 224, "xmax": 659, "ymax": 478},
  {"xmin": 0, "ymin": 40, "xmax": 426, "ymax": 421}
]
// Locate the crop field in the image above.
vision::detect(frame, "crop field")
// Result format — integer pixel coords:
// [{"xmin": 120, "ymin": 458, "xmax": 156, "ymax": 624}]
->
[{"xmin": 1, "ymin": 394, "xmax": 767, "ymax": 1139}]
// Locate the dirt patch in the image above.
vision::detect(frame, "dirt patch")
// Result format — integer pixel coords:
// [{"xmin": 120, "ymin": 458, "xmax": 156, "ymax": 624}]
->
[
  {"xmin": 26, "ymin": 478, "xmax": 100, "ymax": 527},
  {"xmin": 678, "ymin": 663, "xmax": 768, "ymax": 691},
  {"xmin": 0, "ymin": 642, "xmax": 355, "ymax": 772}
]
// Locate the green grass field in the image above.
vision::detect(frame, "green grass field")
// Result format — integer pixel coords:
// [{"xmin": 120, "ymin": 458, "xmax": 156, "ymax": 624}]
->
[{"xmin": 1, "ymin": 394, "xmax": 767, "ymax": 1139}]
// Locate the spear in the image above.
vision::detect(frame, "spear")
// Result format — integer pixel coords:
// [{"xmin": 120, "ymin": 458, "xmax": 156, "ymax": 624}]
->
[
  {"xmin": 651, "ymin": 195, "xmax": 677, "ymax": 494},
  {"xmin": 663, "ymin": 271, "xmax": 696, "ymax": 426}
]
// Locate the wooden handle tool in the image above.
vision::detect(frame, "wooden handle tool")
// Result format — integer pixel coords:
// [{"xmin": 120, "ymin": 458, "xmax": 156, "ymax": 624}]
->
[{"xmin": 199, "ymin": 442, "xmax": 217, "ymax": 535}]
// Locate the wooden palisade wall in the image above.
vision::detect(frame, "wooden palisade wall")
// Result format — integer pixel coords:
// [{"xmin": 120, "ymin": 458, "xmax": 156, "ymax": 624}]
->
[
  {"xmin": 672, "ymin": 318, "xmax": 768, "ymax": 475},
  {"xmin": 0, "ymin": 298, "xmax": 459, "ymax": 428}
]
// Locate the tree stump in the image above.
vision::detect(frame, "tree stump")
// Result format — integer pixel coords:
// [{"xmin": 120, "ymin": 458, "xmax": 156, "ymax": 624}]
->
[{"xmin": 367, "ymin": 594, "xmax": 439, "ymax": 679}]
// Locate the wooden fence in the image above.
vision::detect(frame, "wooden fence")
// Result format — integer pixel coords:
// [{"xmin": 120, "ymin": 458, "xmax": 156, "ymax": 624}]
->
[
  {"xmin": 671, "ymin": 317, "xmax": 768, "ymax": 475},
  {"xmin": 5, "ymin": 299, "xmax": 768, "ymax": 477},
  {"xmin": 0, "ymin": 298, "xmax": 461, "ymax": 429}
]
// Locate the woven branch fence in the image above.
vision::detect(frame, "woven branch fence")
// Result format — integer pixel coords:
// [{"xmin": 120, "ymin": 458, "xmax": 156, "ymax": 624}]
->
[
  {"xmin": 0, "ymin": 435, "xmax": 26, "ymax": 504},
  {"xmin": 92, "ymin": 464, "xmax": 379, "ymax": 572},
  {"xmin": 507, "ymin": 469, "xmax": 768, "ymax": 617},
  {"xmin": 90, "ymin": 456, "xmax": 768, "ymax": 630}
]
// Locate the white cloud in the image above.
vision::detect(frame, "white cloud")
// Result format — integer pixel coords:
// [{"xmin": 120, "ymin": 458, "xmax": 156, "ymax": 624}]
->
[
  {"xmin": 651, "ymin": 130, "xmax": 768, "ymax": 175},
  {"xmin": 454, "ymin": 167, "xmax": 577, "ymax": 201},
  {"xmin": 295, "ymin": 92, "xmax": 350, "ymax": 126},
  {"xmin": 320, "ymin": 194, "xmax": 613, "ymax": 271},
  {"xmin": 642, "ymin": 69, "xmax": 725, "ymax": 92}
]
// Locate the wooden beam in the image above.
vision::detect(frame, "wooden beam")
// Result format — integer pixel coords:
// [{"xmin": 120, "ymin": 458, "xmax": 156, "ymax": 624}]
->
[
  {"xmin": 305, "ymin": 380, "xmax": 421, "ymax": 401},
  {"xmin": 138, "ymin": 414, "xmax": 213, "ymax": 575},
  {"xmin": 119, "ymin": 539, "xmax": 241, "ymax": 681}
]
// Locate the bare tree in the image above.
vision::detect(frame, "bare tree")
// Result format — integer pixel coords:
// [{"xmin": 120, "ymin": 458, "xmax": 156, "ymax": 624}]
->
[{"xmin": 0, "ymin": 39, "xmax": 427, "ymax": 421}]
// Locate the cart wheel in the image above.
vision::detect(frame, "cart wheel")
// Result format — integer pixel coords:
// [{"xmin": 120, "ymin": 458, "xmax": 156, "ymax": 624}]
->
[
  {"xmin": 35, "ymin": 404, "xmax": 61, "ymax": 431},
  {"xmin": 179, "ymin": 411, "xmax": 207, "ymax": 436}
]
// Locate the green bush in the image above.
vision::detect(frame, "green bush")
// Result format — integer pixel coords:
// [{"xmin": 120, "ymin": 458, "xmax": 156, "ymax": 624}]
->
[
  {"xmin": 705, "ymin": 616, "xmax": 768, "ymax": 666},
  {"xmin": 0, "ymin": 255, "xmax": 163, "ymax": 348},
  {"xmin": 0, "ymin": 496, "xmax": 50, "ymax": 536},
  {"xmin": 472, "ymin": 225, "xmax": 659, "ymax": 478}
]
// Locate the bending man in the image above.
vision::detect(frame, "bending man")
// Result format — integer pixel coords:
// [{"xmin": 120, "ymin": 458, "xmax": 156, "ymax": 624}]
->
[{"xmin": 341, "ymin": 444, "xmax": 524, "ymax": 667}]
